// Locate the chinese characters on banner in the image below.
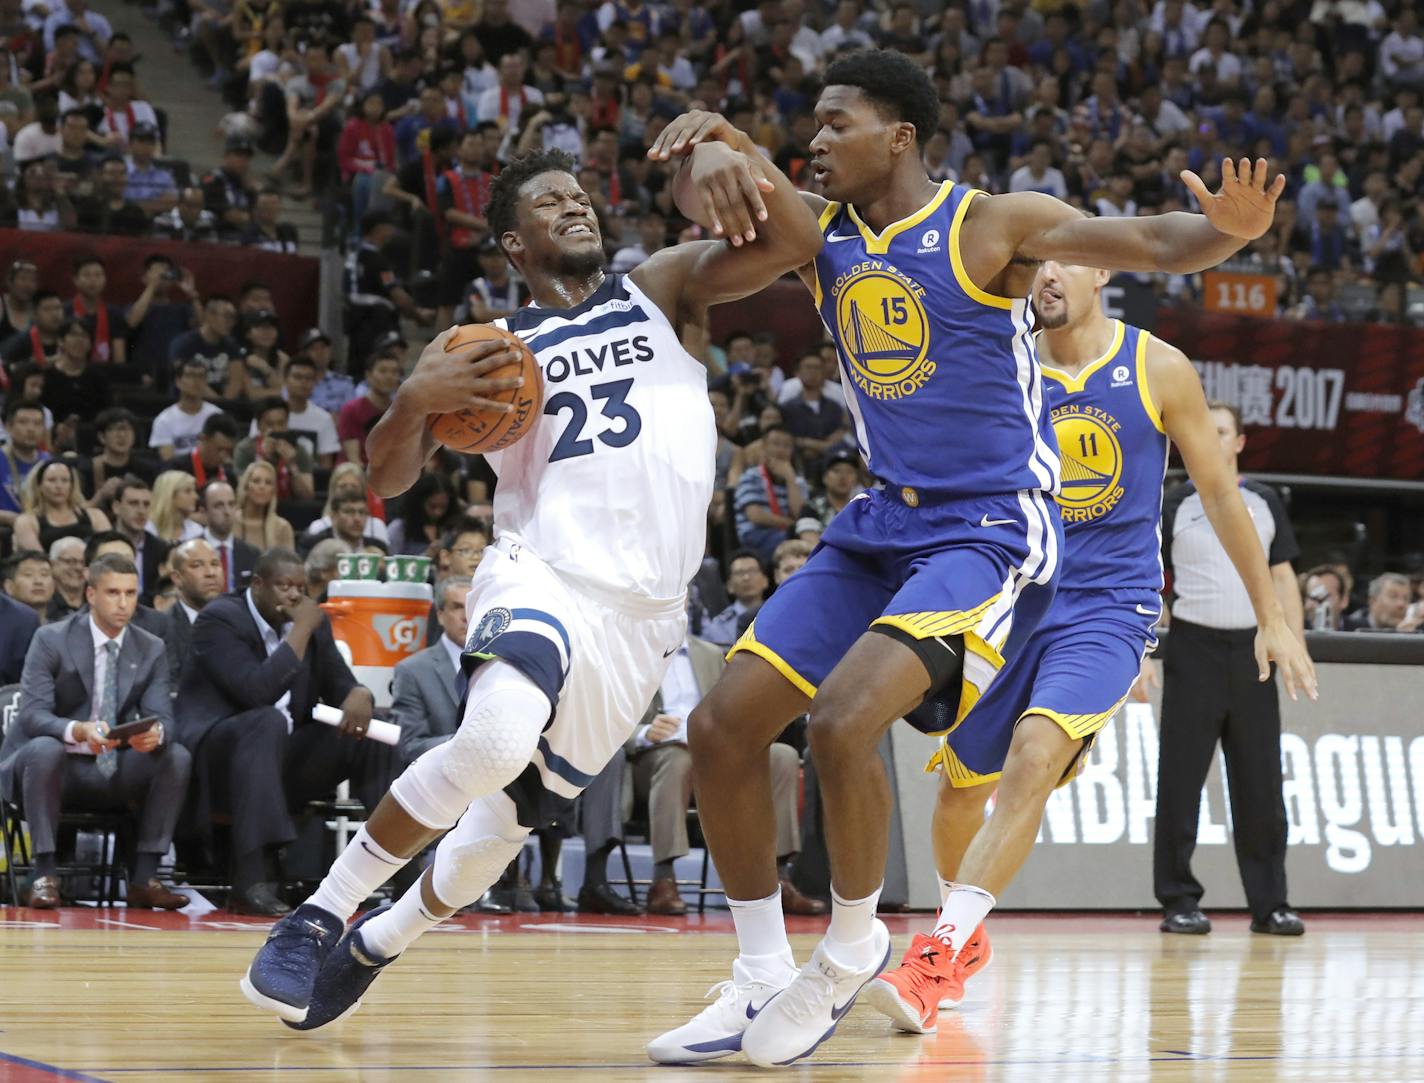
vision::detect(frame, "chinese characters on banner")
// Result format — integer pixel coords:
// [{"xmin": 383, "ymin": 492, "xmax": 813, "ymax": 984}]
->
[{"xmin": 1154, "ymin": 309, "xmax": 1424, "ymax": 481}]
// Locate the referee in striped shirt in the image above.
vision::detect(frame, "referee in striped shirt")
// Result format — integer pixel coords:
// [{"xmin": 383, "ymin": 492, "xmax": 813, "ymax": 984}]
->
[{"xmin": 1152, "ymin": 402, "xmax": 1313, "ymax": 937}]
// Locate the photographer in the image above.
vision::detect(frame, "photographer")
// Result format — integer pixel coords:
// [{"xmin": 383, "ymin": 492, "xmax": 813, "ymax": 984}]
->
[
  {"xmin": 233, "ymin": 396, "xmax": 317, "ymax": 501},
  {"xmin": 513, "ymin": 90, "xmax": 585, "ymax": 160}
]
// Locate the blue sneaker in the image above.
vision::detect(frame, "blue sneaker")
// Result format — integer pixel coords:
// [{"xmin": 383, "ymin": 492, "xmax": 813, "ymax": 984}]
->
[
  {"xmin": 285, "ymin": 902, "xmax": 399, "ymax": 1031},
  {"xmin": 239, "ymin": 903, "xmax": 345, "ymax": 1023}
]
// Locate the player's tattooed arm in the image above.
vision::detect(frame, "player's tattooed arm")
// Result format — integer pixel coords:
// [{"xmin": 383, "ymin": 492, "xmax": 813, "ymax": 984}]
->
[
  {"xmin": 1146, "ymin": 336, "xmax": 1318, "ymax": 701},
  {"xmin": 968, "ymin": 158, "xmax": 1286, "ymax": 287},
  {"xmin": 365, "ymin": 327, "xmax": 525, "ymax": 498}
]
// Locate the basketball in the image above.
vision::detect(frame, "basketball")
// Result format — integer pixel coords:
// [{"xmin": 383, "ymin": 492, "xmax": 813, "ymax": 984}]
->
[{"xmin": 428, "ymin": 324, "xmax": 543, "ymax": 454}]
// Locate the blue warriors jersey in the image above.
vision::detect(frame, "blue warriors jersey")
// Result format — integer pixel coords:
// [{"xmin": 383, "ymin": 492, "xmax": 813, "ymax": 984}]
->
[
  {"xmin": 1042, "ymin": 320, "xmax": 1170, "ymax": 592},
  {"xmin": 811, "ymin": 183, "xmax": 1060, "ymax": 501}
]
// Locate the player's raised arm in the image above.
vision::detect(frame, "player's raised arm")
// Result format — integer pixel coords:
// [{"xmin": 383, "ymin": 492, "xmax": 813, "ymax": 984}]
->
[
  {"xmin": 1147, "ymin": 337, "xmax": 1317, "ymax": 701},
  {"xmin": 366, "ymin": 328, "xmax": 525, "ymax": 497},
  {"xmin": 981, "ymin": 157, "xmax": 1286, "ymax": 275},
  {"xmin": 636, "ymin": 110, "xmax": 824, "ymax": 312}
]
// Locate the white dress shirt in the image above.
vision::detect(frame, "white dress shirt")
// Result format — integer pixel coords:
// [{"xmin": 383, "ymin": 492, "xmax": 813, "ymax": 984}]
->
[
  {"xmin": 637, "ymin": 643, "xmax": 697, "ymax": 747},
  {"xmin": 246, "ymin": 588, "xmax": 293, "ymax": 731},
  {"xmin": 63, "ymin": 617, "xmax": 128, "ymax": 753},
  {"xmin": 440, "ymin": 632, "xmax": 463, "ymax": 682}
]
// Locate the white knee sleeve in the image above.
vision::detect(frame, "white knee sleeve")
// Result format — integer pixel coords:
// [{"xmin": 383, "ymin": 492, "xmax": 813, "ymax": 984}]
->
[
  {"xmin": 430, "ymin": 792, "xmax": 529, "ymax": 909},
  {"xmin": 390, "ymin": 661, "xmax": 551, "ymax": 830}
]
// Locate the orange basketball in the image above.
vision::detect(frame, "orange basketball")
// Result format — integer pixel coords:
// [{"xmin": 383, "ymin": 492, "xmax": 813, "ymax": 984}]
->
[{"xmin": 428, "ymin": 324, "xmax": 543, "ymax": 454}]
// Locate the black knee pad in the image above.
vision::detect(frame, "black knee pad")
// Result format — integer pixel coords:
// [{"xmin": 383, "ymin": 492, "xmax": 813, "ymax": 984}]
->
[{"xmin": 871, "ymin": 624, "xmax": 966, "ymax": 703}]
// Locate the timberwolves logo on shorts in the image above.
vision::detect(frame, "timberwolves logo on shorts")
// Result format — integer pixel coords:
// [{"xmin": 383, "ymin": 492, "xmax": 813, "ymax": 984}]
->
[
  {"xmin": 833, "ymin": 263, "xmax": 933, "ymax": 400},
  {"xmin": 468, "ymin": 606, "xmax": 513, "ymax": 655},
  {"xmin": 1052, "ymin": 404, "xmax": 1125, "ymax": 523}
]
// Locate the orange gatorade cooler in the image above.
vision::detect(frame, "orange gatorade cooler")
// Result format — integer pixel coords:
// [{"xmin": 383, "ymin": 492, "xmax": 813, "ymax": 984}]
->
[{"xmin": 322, "ymin": 580, "xmax": 433, "ymax": 707}]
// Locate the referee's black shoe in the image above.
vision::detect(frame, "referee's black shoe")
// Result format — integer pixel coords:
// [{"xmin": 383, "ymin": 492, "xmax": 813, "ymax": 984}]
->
[
  {"xmin": 1160, "ymin": 909, "xmax": 1211, "ymax": 935},
  {"xmin": 1250, "ymin": 907, "xmax": 1305, "ymax": 936}
]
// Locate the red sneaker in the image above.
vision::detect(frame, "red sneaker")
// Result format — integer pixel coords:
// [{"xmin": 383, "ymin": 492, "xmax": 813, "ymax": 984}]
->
[
  {"xmin": 938, "ymin": 922, "xmax": 991, "ymax": 1009},
  {"xmin": 863, "ymin": 932, "xmax": 957, "ymax": 1034}
]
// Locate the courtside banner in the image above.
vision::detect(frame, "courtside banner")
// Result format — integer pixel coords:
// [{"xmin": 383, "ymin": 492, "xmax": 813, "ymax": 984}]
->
[
  {"xmin": 1154, "ymin": 308, "xmax": 1424, "ymax": 482},
  {"xmin": 891, "ymin": 637, "xmax": 1424, "ymax": 909}
]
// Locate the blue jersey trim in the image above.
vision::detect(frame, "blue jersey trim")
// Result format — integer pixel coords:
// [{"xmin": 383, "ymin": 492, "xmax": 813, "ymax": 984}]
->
[
  {"xmin": 537, "ymin": 736, "xmax": 597, "ymax": 788},
  {"xmin": 504, "ymin": 274, "xmax": 630, "ymax": 333},
  {"xmin": 510, "ymin": 606, "xmax": 572, "ymax": 657},
  {"xmin": 522, "ymin": 305, "xmax": 651, "ymax": 352}
]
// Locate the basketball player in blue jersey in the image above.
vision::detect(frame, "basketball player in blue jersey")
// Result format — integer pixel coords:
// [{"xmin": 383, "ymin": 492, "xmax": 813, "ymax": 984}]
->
[
  {"xmin": 238, "ymin": 142, "xmax": 825, "ymax": 1030},
  {"xmin": 863, "ymin": 259, "xmax": 1317, "ymax": 1036},
  {"xmin": 647, "ymin": 49, "xmax": 1302, "ymax": 1068}
]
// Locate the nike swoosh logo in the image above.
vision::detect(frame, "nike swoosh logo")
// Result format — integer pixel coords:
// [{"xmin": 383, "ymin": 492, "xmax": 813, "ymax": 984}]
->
[
  {"xmin": 361, "ymin": 840, "xmax": 404, "ymax": 866},
  {"xmin": 979, "ymin": 515, "xmax": 1015, "ymax": 528},
  {"xmin": 830, "ymin": 998, "xmax": 856, "ymax": 1021},
  {"xmin": 663, "ymin": 647, "xmax": 677, "ymax": 658},
  {"xmin": 1135, "ymin": 604, "xmax": 1160, "ymax": 617},
  {"xmin": 826, "ymin": 233, "xmax": 855, "ymax": 243},
  {"xmin": 745, "ymin": 1001, "xmax": 762, "ymax": 1021}
]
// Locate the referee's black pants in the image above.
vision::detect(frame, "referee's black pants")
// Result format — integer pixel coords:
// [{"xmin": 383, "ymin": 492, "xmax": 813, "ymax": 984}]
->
[{"xmin": 1152, "ymin": 618, "xmax": 1289, "ymax": 923}]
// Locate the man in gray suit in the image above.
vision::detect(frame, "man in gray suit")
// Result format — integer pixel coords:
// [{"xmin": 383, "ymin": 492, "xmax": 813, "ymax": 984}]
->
[
  {"xmin": 629, "ymin": 635, "xmax": 823, "ymax": 917},
  {"xmin": 392, "ymin": 576, "xmax": 623, "ymax": 914},
  {"xmin": 0, "ymin": 554, "xmax": 191, "ymax": 909}
]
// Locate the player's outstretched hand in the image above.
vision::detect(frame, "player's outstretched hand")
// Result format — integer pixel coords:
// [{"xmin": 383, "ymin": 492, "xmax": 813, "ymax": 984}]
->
[
  {"xmin": 403, "ymin": 326, "xmax": 526, "ymax": 417},
  {"xmin": 647, "ymin": 109, "xmax": 739, "ymax": 161},
  {"xmin": 1181, "ymin": 157, "xmax": 1287, "ymax": 240},
  {"xmin": 1253, "ymin": 619, "xmax": 1318, "ymax": 702},
  {"xmin": 682, "ymin": 141, "xmax": 775, "ymax": 246}
]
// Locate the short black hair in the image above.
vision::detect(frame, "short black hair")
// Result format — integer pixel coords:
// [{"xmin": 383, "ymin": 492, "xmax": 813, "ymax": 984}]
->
[
  {"xmin": 58, "ymin": 317, "xmax": 92, "ymax": 340},
  {"xmin": 487, "ymin": 149, "xmax": 579, "ymax": 254},
  {"xmin": 254, "ymin": 546, "xmax": 303, "ymax": 580},
  {"xmin": 287, "ymin": 353, "xmax": 318, "ymax": 374},
  {"xmin": 95, "ymin": 406, "xmax": 137, "ymax": 433},
  {"xmin": 73, "ymin": 254, "xmax": 104, "ymax": 273},
  {"xmin": 821, "ymin": 49, "xmax": 940, "ymax": 147},
  {"xmin": 201, "ymin": 412, "xmax": 240, "ymax": 440},
  {"xmin": 2, "ymin": 549, "xmax": 49, "ymax": 582},
  {"xmin": 254, "ymin": 395, "xmax": 288, "ymax": 420},
  {"xmin": 84, "ymin": 530, "xmax": 134, "ymax": 565},
  {"xmin": 726, "ymin": 549, "xmax": 766, "ymax": 574},
  {"xmin": 2, "ymin": 397, "xmax": 43, "ymax": 425}
]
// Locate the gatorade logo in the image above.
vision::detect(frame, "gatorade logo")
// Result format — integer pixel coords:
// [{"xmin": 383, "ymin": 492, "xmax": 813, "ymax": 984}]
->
[{"xmin": 372, "ymin": 615, "xmax": 426, "ymax": 654}]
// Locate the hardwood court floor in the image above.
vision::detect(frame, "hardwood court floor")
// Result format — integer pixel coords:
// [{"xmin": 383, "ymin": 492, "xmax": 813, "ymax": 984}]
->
[{"xmin": 1, "ymin": 910, "xmax": 1422, "ymax": 1082}]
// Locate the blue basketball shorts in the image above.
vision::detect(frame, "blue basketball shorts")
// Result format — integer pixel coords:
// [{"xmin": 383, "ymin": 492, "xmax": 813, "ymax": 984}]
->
[
  {"xmin": 729, "ymin": 486, "xmax": 1063, "ymax": 732},
  {"xmin": 929, "ymin": 587, "xmax": 1161, "ymax": 787}
]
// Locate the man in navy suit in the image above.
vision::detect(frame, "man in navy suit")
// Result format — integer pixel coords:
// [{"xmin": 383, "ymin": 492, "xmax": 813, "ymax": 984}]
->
[
  {"xmin": 0, "ymin": 554, "xmax": 190, "ymax": 909},
  {"xmin": 0, "ymin": 592, "xmax": 38, "ymax": 684},
  {"xmin": 175, "ymin": 548, "xmax": 391, "ymax": 916}
]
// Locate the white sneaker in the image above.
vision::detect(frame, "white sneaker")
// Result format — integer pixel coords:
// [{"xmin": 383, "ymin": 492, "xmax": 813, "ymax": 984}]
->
[
  {"xmin": 645, "ymin": 956, "xmax": 796, "ymax": 1064},
  {"xmin": 741, "ymin": 921, "xmax": 892, "ymax": 1068}
]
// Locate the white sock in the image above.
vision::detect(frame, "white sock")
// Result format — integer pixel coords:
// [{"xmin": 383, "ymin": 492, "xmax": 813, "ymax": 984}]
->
[
  {"xmin": 306, "ymin": 825, "xmax": 408, "ymax": 923},
  {"xmin": 934, "ymin": 883, "xmax": 996, "ymax": 956},
  {"xmin": 729, "ymin": 888, "xmax": 794, "ymax": 969},
  {"xmin": 826, "ymin": 883, "xmax": 882, "ymax": 965},
  {"xmin": 937, "ymin": 875, "xmax": 955, "ymax": 908},
  {"xmin": 360, "ymin": 876, "xmax": 444, "ymax": 960}
]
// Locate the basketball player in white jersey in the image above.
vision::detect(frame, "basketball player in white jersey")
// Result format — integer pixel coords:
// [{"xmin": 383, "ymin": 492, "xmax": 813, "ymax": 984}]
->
[{"xmin": 240, "ymin": 144, "xmax": 823, "ymax": 1029}]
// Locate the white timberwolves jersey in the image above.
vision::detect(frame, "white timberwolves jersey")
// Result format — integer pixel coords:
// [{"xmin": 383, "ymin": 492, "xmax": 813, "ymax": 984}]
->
[{"xmin": 490, "ymin": 273, "xmax": 715, "ymax": 602}]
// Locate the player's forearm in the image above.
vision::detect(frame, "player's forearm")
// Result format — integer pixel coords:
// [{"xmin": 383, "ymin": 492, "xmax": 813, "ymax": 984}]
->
[
  {"xmin": 1199, "ymin": 487, "xmax": 1286, "ymax": 627},
  {"xmin": 365, "ymin": 393, "xmax": 438, "ymax": 497},
  {"xmin": 1272, "ymin": 563, "xmax": 1306, "ymax": 640},
  {"xmin": 1139, "ymin": 212, "xmax": 1248, "ymax": 273}
]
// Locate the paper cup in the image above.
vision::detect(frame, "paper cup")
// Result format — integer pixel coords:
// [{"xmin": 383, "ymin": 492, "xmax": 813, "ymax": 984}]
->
[
  {"xmin": 337, "ymin": 553, "xmax": 363, "ymax": 580},
  {"xmin": 387, "ymin": 555, "xmax": 433, "ymax": 583},
  {"xmin": 355, "ymin": 554, "xmax": 380, "ymax": 580}
]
